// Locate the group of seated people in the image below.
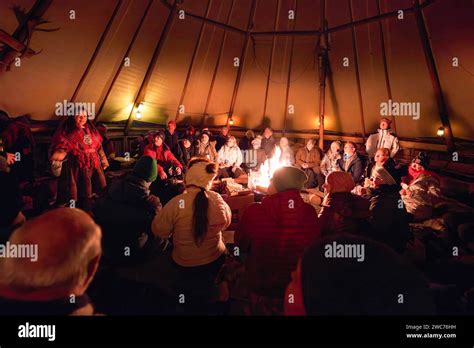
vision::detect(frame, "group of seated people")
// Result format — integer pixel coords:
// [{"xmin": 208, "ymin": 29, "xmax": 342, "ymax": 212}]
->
[
  {"xmin": 125, "ymin": 118, "xmax": 393, "ymax": 192},
  {"xmin": 0, "ymin": 111, "xmax": 473, "ymax": 316}
]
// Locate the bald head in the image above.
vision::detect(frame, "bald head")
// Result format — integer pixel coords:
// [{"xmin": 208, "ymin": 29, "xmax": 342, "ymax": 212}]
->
[{"xmin": 0, "ymin": 208, "xmax": 102, "ymax": 300}]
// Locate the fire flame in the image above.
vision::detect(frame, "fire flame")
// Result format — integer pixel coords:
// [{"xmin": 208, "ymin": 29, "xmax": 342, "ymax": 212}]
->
[{"xmin": 248, "ymin": 146, "xmax": 284, "ymax": 189}]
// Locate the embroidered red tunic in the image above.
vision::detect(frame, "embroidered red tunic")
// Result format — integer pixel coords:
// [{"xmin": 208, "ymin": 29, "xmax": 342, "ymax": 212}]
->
[
  {"xmin": 50, "ymin": 126, "xmax": 103, "ymax": 170},
  {"xmin": 50, "ymin": 124, "xmax": 106, "ymax": 204}
]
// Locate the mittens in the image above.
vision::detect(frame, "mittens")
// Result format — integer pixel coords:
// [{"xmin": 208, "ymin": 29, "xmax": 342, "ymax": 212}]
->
[{"xmin": 51, "ymin": 160, "xmax": 63, "ymax": 177}]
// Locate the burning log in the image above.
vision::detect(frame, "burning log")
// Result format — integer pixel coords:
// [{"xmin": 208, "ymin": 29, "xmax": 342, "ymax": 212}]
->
[{"xmin": 248, "ymin": 146, "xmax": 284, "ymax": 190}]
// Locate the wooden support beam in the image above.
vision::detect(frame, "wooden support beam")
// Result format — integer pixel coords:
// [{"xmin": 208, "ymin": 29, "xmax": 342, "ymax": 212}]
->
[
  {"xmin": 348, "ymin": 0, "xmax": 366, "ymax": 141},
  {"xmin": 261, "ymin": 0, "xmax": 281, "ymax": 129},
  {"xmin": 250, "ymin": 0, "xmax": 433, "ymax": 37},
  {"xmin": 69, "ymin": 0, "xmax": 123, "ymax": 104},
  {"xmin": 124, "ymin": 1, "xmax": 176, "ymax": 135},
  {"xmin": 282, "ymin": 0, "xmax": 298, "ymax": 136},
  {"xmin": 95, "ymin": 0, "xmax": 154, "ymax": 123},
  {"xmin": 227, "ymin": 0, "xmax": 259, "ymax": 124},
  {"xmin": 376, "ymin": 0, "xmax": 397, "ymax": 134},
  {"xmin": 413, "ymin": 0, "xmax": 455, "ymax": 151},
  {"xmin": 175, "ymin": 0, "xmax": 213, "ymax": 122},
  {"xmin": 317, "ymin": 0, "xmax": 328, "ymax": 151},
  {"xmin": 160, "ymin": 0, "xmax": 245, "ymax": 35},
  {"xmin": 202, "ymin": 0, "xmax": 236, "ymax": 126}
]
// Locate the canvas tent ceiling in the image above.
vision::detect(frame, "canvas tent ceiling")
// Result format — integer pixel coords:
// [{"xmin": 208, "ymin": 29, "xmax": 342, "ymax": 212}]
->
[{"xmin": 0, "ymin": 0, "xmax": 473, "ymax": 142}]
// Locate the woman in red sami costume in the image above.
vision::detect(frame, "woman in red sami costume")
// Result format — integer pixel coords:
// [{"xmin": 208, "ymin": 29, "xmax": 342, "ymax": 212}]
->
[{"xmin": 49, "ymin": 110, "xmax": 108, "ymax": 209}]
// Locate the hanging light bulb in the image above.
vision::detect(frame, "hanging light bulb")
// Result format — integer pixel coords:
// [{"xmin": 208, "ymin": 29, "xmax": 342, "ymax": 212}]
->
[
  {"xmin": 437, "ymin": 126, "xmax": 445, "ymax": 137},
  {"xmin": 135, "ymin": 110, "xmax": 142, "ymax": 120},
  {"xmin": 229, "ymin": 117, "xmax": 234, "ymax": 125},
  {"xmin": 137, "ymin": 103, "xmax": 143, "ymax": 112}
]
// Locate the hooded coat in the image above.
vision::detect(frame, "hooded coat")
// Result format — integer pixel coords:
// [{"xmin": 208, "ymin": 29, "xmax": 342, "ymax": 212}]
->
[
  {"xmin": 319, "ymin": 192, "xmax": 371, "ymax": 236},
  {"xmin": 93, "ymin": 175, "xmax": 162, "ymax": 264},
  {"xmin": 235, "ymin": 190, "xmax": 321, "ymax": 298},
  {"xmin": 363, "ymin": 161, "xmax": 409, "ymax": 254}
]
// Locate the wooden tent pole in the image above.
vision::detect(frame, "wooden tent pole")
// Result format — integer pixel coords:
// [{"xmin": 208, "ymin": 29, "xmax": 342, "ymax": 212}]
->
[
  {"xmin": 70, "ymin": 0, "xmax": 123, "ymax": 103},
  {"xmin": 317, "ymin": 0, "xmax": 328, "ymax": 150},
  {"xmin": 348, "ymin": 0, "xmax": 366, "ymax": 141},
  {"xmin": 159, "ymin": 0, "xmax": 244, "ymax": 35},
  {"xmin": 282, "ymin": 0, "xmax": 298, "ymax": 137},
  {"xmin": 175, "ymin": 0, "xmax": 213, "ymax": 122},
  {"xmin": 251, "ymin": 0, "xmax": 433, "ymax": 37},
  {"xmin": 376, "ymin": 0, "xmax": 397, "ymax": 134},
  {"xmin": 260, "ymin": 0, "xmax": 281, "ymax": 130},
  {"xmin": 95, "ymin": 0, "xmax": 154, "ymax": 123},
  {"xmin": 227, "ymin": 0, "xmax": 258, "ymax": 126},
  {"xmin": 413, "ymin": 0, "xmax": 455, "ymax": 151},
  {"xmin": 202, "ymin": 0, "xmax": 236, "ymax": 126},
  {"xmin": 124, "ymin": 1, "xmax": 176, "ymax": 135}
]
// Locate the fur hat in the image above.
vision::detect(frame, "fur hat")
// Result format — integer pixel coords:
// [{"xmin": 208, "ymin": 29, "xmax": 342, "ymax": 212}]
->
[
  {"xmin": 185, "ymin": 160, "xmax": 217, "ymax": 190},
  {"xmin": 380, "ymin": 117, "xmax": 392, "ymax": 124},
  {"xmin": 271, "ymin": 166, "xmax": 307, "ymax": 192}
]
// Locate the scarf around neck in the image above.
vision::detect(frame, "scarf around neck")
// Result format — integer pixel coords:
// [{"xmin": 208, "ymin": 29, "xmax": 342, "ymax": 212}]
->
[
  {"xmin": 407, "ymin": 165, "xmax": 439, "ymax": 185},
  {"xmin": 344, "ymin": 153, "xmax": 357, "ymax": 172}
]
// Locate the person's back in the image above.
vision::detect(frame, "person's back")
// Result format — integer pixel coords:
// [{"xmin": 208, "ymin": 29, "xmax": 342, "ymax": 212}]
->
[
  {"xmin": 236, "ymin": 167, "xmax": 320, "ymax": 298},
  {"xmin": 152, "ymin": 159, "xmax": 231, "ymax": 310},
  {"xmin": 152, "ymin": 159, "xmax": 231, "ymax": 267},
  {"xmin": 319, "ymin": 192, "xmax": 371, "ymax": 236},
  {"xmin": 237, "ymin": 190, "xmax": 320, "ymax": 297},
  {"xmin": 94, "ymin": 177, "xmax": 160, "ymax": 254},
  {"xmin": 155, "ymin": 188, "xmax": 230, "ymax": 266},
  {"xmin": 93, "ymin": 156, "xmax": 161, "ymax": 264},
  {"xmin": 285, "ymin": 234, "xmax": 436, "ymax": 316}
]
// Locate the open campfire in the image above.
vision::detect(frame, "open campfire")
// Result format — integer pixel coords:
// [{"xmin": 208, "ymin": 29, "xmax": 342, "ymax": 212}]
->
[{"xmin": 248, "ymin": 146, "xmax": 284, "ymax": 190}]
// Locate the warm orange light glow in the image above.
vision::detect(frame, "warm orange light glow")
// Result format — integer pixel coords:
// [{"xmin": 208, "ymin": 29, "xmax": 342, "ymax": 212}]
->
[{"xmin": 437, "ymin": 126, "xmax": 445, "ymax": 137}]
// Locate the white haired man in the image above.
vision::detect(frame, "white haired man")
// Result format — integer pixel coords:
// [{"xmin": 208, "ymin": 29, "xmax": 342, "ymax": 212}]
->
[{"xmin": 0, "ymin": 208, "xmax": 102, "ymax": 315}]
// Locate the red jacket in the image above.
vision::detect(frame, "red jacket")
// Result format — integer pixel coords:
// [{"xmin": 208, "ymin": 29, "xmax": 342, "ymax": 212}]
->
[
  {"xmin": 143, "ymin": 143, "xmax": 182, "ymax": 176},
  {"xmin": 235, "ymin": 189, "xmax": 321, "ymax": 298}
]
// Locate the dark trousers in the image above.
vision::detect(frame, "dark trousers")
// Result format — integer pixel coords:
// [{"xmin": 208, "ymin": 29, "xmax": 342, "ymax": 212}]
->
[
  {"xmin": 56, "ymin": 158, "xmax": 106, "ymax": 210},
  {"xmin": 218, "ymin": 166, "xmax": 242, "ymax": 179},
  {"xmin": 173, "ymin": 254, "xmax": 226, "ymax": 307},
  {"xmin": 303, "ymin": 169, "xmax": 325, "ymax": 190}
]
